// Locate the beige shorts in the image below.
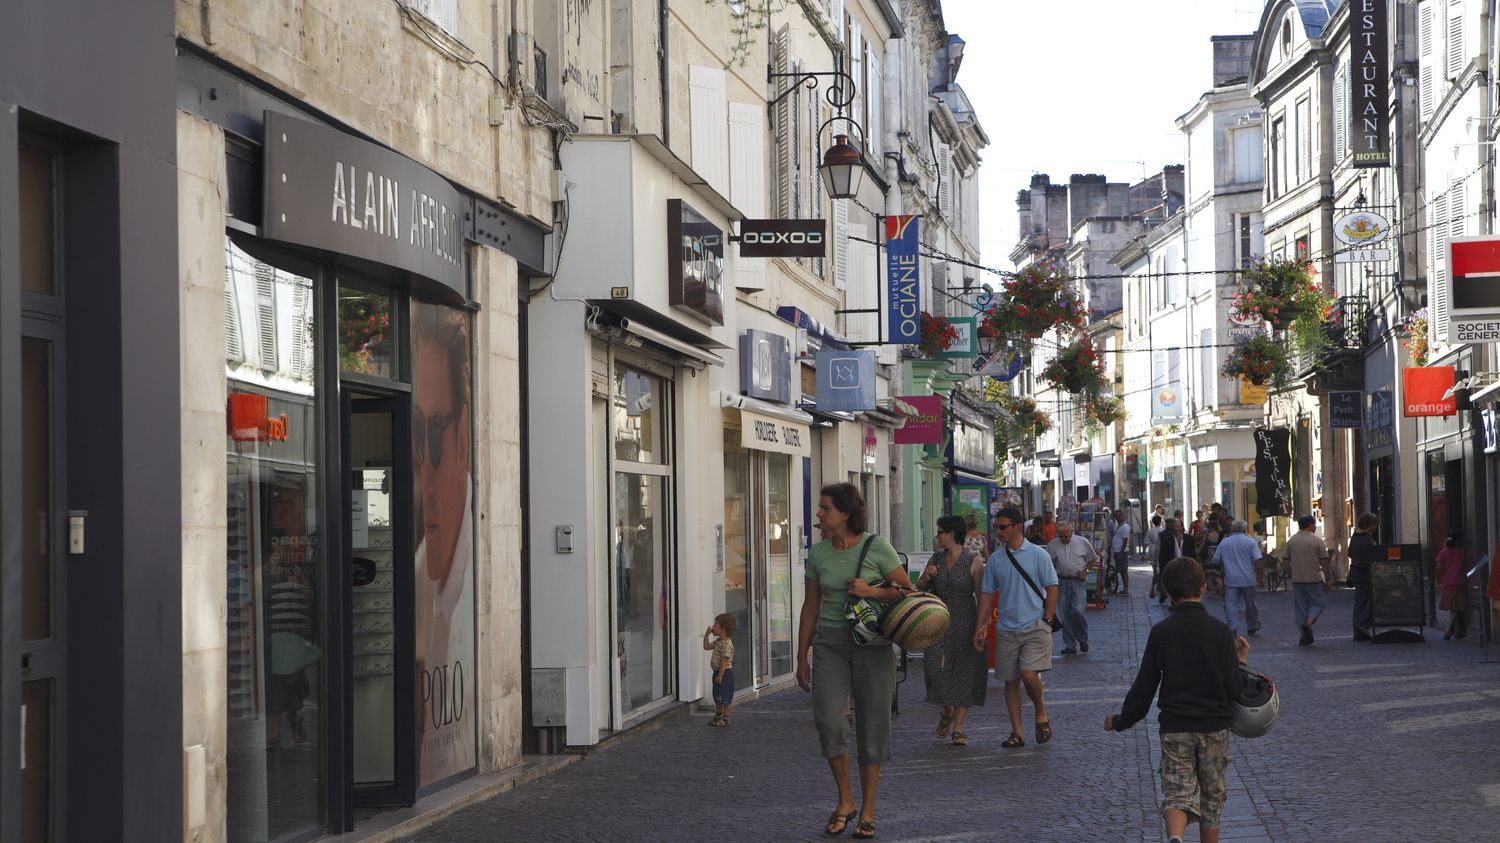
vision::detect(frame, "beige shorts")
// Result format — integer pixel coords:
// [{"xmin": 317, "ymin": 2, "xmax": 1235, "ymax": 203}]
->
[{"xmin": 994, "ymin": 620, "xmax": 1053, "ymax": 681}]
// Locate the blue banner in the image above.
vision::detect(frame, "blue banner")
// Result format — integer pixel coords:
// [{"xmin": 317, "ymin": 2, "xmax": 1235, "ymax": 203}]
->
[
  {"xmin": 815, "ymin": 350, "xmax": 876, "ymax": 412},
  {"xmin": 885, "ymin": 215, "xmax": 921, "ymax": 344}
]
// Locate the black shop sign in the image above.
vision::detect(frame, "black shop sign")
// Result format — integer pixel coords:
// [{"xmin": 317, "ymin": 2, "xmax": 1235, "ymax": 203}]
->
[
  {"xmin": 733, "ymin": 219, "xmax": 827, "ymax": 258},
  {"xmin": 1329, "ymin": 391, "xmax": 1363, "ymax": 429},
  {"xmin": 262, "ymin": 111, "xmax": 466, "ymax": 297},
  {"xmin": 1253, "ymin": 428, "xmax": 1293, "ymax": 518}
]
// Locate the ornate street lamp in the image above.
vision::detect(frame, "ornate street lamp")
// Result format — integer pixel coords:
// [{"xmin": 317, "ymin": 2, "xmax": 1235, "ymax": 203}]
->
[{"xmin": 767, "ymin": 67, "xmax": 870, "ymax": 200}]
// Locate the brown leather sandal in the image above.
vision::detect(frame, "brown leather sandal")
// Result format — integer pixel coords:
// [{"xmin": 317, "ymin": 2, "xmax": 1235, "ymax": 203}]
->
[
  {"xmin": 825, "ymin": 809, "xmax": 856, "ymax": 836},
  {"xmin": 1001, "ymin": 732, "xmax": 1025, "ymax": 748},
  {"xmin": 950, "ymin": 731, "xmax": 967, "ymax": 746},
  {"xmin": 851, "ymin": 819, "xmax": 877, "ymax": 839}
]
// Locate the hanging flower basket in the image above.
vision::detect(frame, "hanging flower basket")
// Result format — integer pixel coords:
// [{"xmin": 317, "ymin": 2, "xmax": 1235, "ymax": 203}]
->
[
  {"xmin": 1083, "ymin": 395, "xmax": 1127, "ymax": 427},
  {"xmin": 1221, "ymin": 333, "xmax": 1291, "ymax": 386},
  {"xmin": 1230, "ymin": 257, "xmax": 1333, "ymax": 332},
  {"xmin": 1004, "ymin": 395, "xmax": 1052, "ymax": 439},
  {"xmin": 1039, "ymin": 334, "xmax": 1106, "ymax": 395},
  {"xmin": 915, "ymin": 311, "xmax": 960, "ymax": 358},
  {"xmin": 1400, "ymin": 307, "xmax": 1429, "ymax": 367},
  {"xmin": 980, "ymin": 263, "xmax": 1086, "ymax": 341}
]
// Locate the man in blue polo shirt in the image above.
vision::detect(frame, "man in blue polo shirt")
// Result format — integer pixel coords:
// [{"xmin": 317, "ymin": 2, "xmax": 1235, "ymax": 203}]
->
[{"xmin": 975, "ymin": 507, "xmax": 1059, "ymax": 749}]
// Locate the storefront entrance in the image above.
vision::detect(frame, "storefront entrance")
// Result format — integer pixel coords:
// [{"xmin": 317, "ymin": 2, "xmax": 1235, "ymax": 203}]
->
[
  {"xmin": 18, "ymin": 138, "xmax": 68, "ymax": 840},
  {"xmin": 343, "ymin": 393, "xmax": 416, "ymax": 808},
  {"xmin": 723, "ymin": 432, "xmax": 795, "ymax": 689},
  {"xmin": 610, "ymin": 360, "xmax": 675, "ymax": 723}
]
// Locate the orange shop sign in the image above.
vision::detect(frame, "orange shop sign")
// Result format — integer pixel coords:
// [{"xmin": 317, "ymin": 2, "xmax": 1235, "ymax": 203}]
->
[
  {"xmin": 1402, "ymin": 366, "xmax": 1457, "ymax": 417},
  {"xmin": 228, "ymin": 392, "xmax": 291, "ymax": 442}
]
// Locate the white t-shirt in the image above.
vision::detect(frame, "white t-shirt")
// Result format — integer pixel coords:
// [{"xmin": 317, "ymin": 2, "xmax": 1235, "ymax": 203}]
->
[{"xmin": 1109, "ymin": 521, "xmax": 1132, "ymax": 554}]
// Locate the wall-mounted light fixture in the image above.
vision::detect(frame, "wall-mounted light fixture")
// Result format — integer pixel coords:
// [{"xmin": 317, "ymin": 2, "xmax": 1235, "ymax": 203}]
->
[{"xmin": 768, "ymin": 66, "xmax": 871, "ymax": 201}]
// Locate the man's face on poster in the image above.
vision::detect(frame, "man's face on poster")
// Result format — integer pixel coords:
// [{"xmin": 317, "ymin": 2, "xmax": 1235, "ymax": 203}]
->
[{"xmin": 415, "ymin": 334, "xmax": 469, "ymax": 583}]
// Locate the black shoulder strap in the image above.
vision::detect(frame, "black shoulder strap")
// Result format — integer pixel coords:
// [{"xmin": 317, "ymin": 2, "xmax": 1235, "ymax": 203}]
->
[
  {"xmin": 853, "ymin": 534, "xmax": 876, "ymax": 579},
  {"xmin": 1004, "ymin": 544, "xmax": 1046, "ymax": 601}
]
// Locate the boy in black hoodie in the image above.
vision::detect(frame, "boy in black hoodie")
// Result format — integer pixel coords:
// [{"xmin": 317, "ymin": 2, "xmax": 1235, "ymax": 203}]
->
[{"xmin": 1105, "ymin": 557, "xmax": 1251, "ymax": 843}]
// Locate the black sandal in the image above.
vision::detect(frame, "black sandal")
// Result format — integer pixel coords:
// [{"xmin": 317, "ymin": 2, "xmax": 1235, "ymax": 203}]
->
[
  {"xmin": 1001, "ymin": 732, "xmax": 1025, "ymax": 748},
  {"xmin": 852, "ymin": 819, "xmax": 877, "ymax": 839},
  {"xmin": 1036, "ymin": 719, "xmax": 1053, "ymax": 744},
  {"xmin": 826, "ymin": 809, "xmax": 856, "ymax": 836}
]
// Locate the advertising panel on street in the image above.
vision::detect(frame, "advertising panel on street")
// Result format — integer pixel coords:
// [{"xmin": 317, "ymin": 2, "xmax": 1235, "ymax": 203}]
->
[
  {"xmin": 893, "ymin": 395, "xmax": 943, "ymax": 445},
  {"xmin": 1329, "ymin": 391, "xmax": 1363, "ymax": 428},
  {"xmin": 884, "ymin": 215, "xmax": 921, "ymax": 344},
  {"xmin": 1151, "ymin": 349, "xmax": 1182, "ymax": 422},
  {"xmin": 1447, "ymin": 236, "xmax": 1500, "ymax": 343},
  {"xmin": 667, "ymin": 198, "xmax": 725, "ymax": 325},
  {"xmin": 814, "ymin": 349, "xmax": 876, "ymax": 412},
  {"xmin": 1253, "ymin": 428, "xmax": 1293, "ymax": 518},
  {"xmin": 733, "ymin": 219, "xmax": 826, "ymax": 258},
  {"xmin": 1370, "ymin": 545, "xmax": 1425, "ymax": 630},
  {"xmin": 938, "ymin": 317, "xmax": 979, "ymax": 359},
  {"xmin": 1402, "ymin": 366, "xmax": 1457, "ymax": 417}
]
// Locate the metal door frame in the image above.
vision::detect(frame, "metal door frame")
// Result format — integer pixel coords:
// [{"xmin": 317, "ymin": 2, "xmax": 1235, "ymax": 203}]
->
[{"xmin": 340, "ymin": 390, "xmax": 417, "ymax": 813}]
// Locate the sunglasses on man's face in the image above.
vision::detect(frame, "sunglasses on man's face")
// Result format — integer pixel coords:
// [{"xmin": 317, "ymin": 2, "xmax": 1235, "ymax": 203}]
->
[{"xmin": 994, "ymin": 521, "xmax": 1015, "ymax": 531}]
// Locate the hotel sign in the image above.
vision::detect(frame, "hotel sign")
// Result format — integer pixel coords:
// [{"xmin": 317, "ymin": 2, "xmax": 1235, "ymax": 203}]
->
[
  {"xmin": 1350, "ymin": 0, "xmax": 1390, "ymax": 169},
  {"xmin": 262, "ymin": 111, "xmax": 466, "ymax": 296}
]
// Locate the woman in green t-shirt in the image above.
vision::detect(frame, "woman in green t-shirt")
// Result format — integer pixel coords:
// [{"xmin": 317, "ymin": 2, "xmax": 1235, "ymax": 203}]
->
[{"xmin": 795, "ymin": 482, "xmax": 912, "ymax": 840}]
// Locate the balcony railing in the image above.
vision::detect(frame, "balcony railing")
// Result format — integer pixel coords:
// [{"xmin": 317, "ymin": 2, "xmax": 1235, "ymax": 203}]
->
[{"xmin": 1297, "ymin": 295, "xmax": 1367, "ymax": 392}]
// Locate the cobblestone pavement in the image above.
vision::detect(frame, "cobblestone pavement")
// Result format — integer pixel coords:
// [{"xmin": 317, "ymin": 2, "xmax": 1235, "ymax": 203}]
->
[{"xmin": 407, "ymin": 563, "xmax": 1500, "ymax": 842}]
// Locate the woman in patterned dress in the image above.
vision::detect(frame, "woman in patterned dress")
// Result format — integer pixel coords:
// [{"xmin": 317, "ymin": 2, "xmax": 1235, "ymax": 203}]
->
[
  {"xmin": 963, "ymin": 511, "xmax": 989, "ymax": 560},
  {"xmin": 917, "ymin": 515, "xmax": 988, "ymax": 745}
]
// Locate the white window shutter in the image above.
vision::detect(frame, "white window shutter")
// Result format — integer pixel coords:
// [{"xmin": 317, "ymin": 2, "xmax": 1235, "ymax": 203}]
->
[
  {"xmin": 1333, "ymin": 65, "xmax": 1347, "ymax": 160},
  {"xmin": 408, "ymin": 0, "xmax": 459, "ymax": 38},
  {"xmin": 850, "ymin": 21, "xmax": 864, "ymax": 134},
  {"xmin": 1447, "ymin": 0, "xmax": 1465, "ymax": 79},
  {"xmin": 866, "ymin": 53, "xmax": 881, "ymax": 157},
  {"xmin": 689, "ymin": 65, "xmax": 730, "ymax": 198},
  {"xmin": 729, "ymin": 102, "xmax": 767, "ymax": 293},
  {"xmin": 832, "ymin": 198, "xmax": 849, "ymax": 290},
  {"xmin": 936, "ymin": 142, "xmax": 952, "ymax": 218},
  {"xmin": 223, "ymin": 265, "xmax": 243, "ymax": 362},
  {"xmin": 845, "ymin": 223, "xmax": 878, "ymax": 343},
  {"xmin": 289, "ymin": 283, "xmax": 309, "ymax": 378},
  {"xmin": 829, "ymin": 0, "xmax": 844, "ymax": 39},
  {"xmin": 255, "ymin": 264, "xmax": 278, "ymax": 372},
  {"xmin": 1420, "ymin": 6, "xmax": 1436, "ymax": 120},
  {"xmin": 1431, "ymin": 191, "xmax": 1450, "ymax": 347},
  {"xmin": 772, "ymin": 27, "xmax": 794, "ymax": 219}
]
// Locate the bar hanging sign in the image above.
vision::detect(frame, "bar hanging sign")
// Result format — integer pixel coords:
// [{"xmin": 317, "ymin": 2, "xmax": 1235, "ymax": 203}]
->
[
  {"xmin": 1350, "ymin": 0, "xmax": 1390, "ymax": 168},
  {"xmin": 885, "ymin": 215, "xmax": 922, "ymax": 344}
]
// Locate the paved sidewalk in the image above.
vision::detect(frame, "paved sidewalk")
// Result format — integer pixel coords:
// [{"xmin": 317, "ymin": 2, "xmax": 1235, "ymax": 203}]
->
[{"xmin": 404, "ymin": 562, "xmax": 1500, "ymax": 842}]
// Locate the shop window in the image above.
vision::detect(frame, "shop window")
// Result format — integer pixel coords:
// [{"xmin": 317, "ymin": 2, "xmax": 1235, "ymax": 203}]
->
[
  {"xmin": 224, "ymin": 239, "xmax": 325, "ymax": 841},
  {"xmin": 339, "ymin": 286, "xmax": 396, "ymax": 379},
  {"xmin": 614, "ymin": 366, "xmax": 667, "ymax": 463}
]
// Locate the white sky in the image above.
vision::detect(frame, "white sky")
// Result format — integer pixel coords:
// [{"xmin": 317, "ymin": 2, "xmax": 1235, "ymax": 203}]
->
[{"xmin": 941, "ymin": 0, "xmax": 1266, "ymax": 266}]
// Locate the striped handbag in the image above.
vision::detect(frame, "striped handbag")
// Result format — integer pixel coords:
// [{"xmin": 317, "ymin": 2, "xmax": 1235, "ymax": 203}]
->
[{"xmin": 882, "ymin": 591, "xmax": 951, "ymax": 651}]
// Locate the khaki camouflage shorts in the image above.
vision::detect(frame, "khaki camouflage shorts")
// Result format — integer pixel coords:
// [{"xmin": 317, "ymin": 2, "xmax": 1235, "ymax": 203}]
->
[{"xmin": 1158, "ymin": 730, "xmax": 1230, "ymax": 827}]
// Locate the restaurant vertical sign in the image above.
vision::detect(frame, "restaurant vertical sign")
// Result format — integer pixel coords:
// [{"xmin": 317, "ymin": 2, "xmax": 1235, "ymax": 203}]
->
[
  {"xmin": 885, "ymin": 215, "xmax": 921, "ymax": 344},
  {"xmin": 1253, "ymin": 428, "xmax": 1294, "ymax": 518},
  {"xmin": 1350, "ymin": 0, "xmax": 1390, "ymax": 168}
]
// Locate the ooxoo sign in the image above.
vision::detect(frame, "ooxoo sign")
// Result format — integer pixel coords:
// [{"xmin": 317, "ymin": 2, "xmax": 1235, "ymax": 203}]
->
[{"xmin": 733, "ymin": 219, "xmax": 827, "ymax": 258}]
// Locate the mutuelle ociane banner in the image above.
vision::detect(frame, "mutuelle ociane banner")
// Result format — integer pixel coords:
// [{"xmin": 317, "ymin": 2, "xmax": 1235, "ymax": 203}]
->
[{"xmin": 885, "ymin": 215, "xmax": 921, "ymax": 344}]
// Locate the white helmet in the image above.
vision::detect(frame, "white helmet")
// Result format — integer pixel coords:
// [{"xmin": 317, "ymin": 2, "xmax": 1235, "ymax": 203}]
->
[{"xmin": 1229, "ymin": 666, "xmax": 1279, "ymax": 739}]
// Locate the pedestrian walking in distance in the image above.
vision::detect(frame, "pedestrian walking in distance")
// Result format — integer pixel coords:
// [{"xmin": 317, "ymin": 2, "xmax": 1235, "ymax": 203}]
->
[
  {"xmin": 1110, "ymin": 508, "xmax": 1133, "ymax": 595},
  {"xmin": 916, "ymin": 516, "xmax": 987, "ymax": 747},
  {"xmin": 1105, "ymin": 557, "xmax": 1252, "ymax": 843},
  {"xmin": 1435, "ymin": 530, "xmax": 1469, "ymax": 640},
  {"xmin": 1346, "ymin": 513, "xmax": 1378, "ymax": 640},
  {"xmin": 1146, "ymin": 514, "xmax": 1165, "ymax": 600},
  {"xmin": 796, "ymin": 483, "xmax": 914, "ymax": 840},
  {"xmin": 702, "ymin": 613, "xmax": 736, "ymax": 727},
  {"xmin": 1213, "ymin": 520, "xmax": 1262, "ymax": 637},
  {"xmin": 1157, "ymin": 519, "xmax": 1197, "ymax": 601},
  {"xmin": 974, "ymin": 507, "xmax": 1058, "ymax": 749},
  {"xmin": 1283, "ymin": 515, "xmax": 1333, "ymax": 645},
  {"xmin": 1046, "ymin": 521, "xmax": 1097, "ymax": 654}
]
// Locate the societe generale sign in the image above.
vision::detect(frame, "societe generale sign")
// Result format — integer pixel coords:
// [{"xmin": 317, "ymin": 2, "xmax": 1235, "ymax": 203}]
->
[
  {"xmin": 1402, "ymin": 366, "xmax": 1457, "ymax": 417},
  {"xmin": 1448, "ymin": 236, "xmax": 1500, "ymax": 343}
]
